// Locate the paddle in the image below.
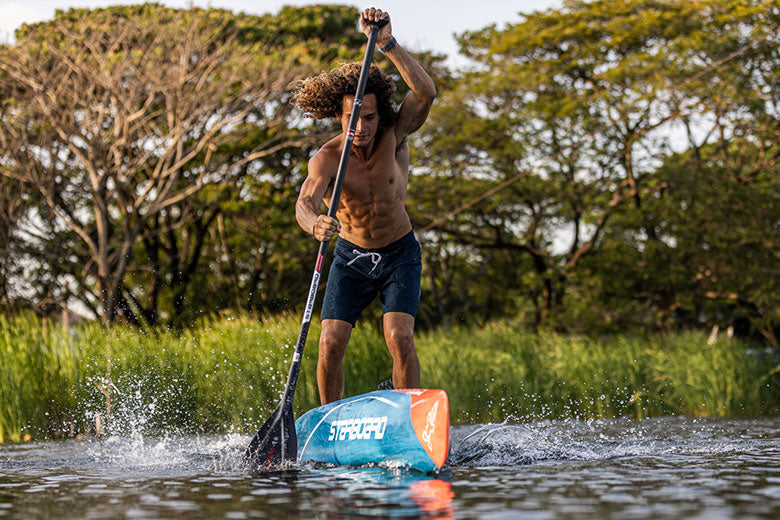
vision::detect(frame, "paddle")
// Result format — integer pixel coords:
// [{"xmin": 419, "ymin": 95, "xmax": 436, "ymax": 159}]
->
[{"xmin": 243, "ymin": 16, "xmax": 389, "ymax": 471}]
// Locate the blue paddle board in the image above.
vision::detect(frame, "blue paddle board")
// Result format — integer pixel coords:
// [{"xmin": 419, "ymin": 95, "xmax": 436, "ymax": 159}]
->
[{"xmin": 295, "ymin": 389, "xmax": 450, "ymax": 472}]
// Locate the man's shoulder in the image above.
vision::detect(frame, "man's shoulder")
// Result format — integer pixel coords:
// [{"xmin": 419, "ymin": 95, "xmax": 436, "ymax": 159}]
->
[
  {"xmin": 309, "ymin": 138, "xmax": 342, "ymax": 170},
  {"xmin": 380, "ymin": 124, "xmax": 408, "ymax": 155},
  {"xmin": 320, "ymin": 133, "xmax": 344, "ymax": 153}
]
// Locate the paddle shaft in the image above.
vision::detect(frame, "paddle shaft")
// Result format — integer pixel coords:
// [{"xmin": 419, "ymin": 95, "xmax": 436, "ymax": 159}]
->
[{"xmin": 279, "ymin": 20, "xmax": 385, "ymax": 412}]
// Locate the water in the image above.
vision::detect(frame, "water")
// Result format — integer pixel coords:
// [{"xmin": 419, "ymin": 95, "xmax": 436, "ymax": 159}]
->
[{"xmin": 1, "ymin": 416, "xmax": 778, "ymax": 519}]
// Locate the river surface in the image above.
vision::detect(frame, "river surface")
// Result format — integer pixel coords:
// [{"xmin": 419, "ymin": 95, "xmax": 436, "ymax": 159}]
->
[{"xmin": 0, "ymin": 416, "xmax": 778, "ymax": 519}]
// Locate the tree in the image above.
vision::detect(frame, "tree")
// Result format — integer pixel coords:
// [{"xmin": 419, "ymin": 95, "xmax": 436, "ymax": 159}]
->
[
  {"xmin": 0, "ymin": 4, "xmax": 350, "ymax": 325},
  {"xmin": 116, "ymin": 5, "xmax": 378, "ymax": 326},
  {"xmin": 410, "ymin": 0, "xmax": 779, "ymax": 332}
]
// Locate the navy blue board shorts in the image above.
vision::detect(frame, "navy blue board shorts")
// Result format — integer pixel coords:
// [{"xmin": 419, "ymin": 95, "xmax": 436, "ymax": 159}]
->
[{"xmin": 321, "ymin": 230, "xmax": 422, "ymax": 326}]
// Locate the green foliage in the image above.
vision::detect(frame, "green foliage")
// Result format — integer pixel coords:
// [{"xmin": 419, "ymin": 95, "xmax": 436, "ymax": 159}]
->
[
  {"xmin": 0, "ymin": 314, "xmax": 82, "ymax": 442},
  {"xmin": 1, "ymin": 313, "xmax": 777, "ymax": 442},
  {"xmin": 1, "ymin": 0, "xmax": 778, "ymax": 340},
  {"xmin": 0, "ymin": 3, "xmax": 371, "ymax": 327},
  {"xmin": 410, "ymin": 0, "xmax": 780, "ymax": 336},
  {"xmin": 576, "ymin": 140, "xmax": 780, "ymax": 340},
  {"xmin": 420, "ymin": 324, "xmax": 779, "ymax": 422},
  {"xmin": 0, "ymin": 2, "xmax": 453, "ymax": 329}
]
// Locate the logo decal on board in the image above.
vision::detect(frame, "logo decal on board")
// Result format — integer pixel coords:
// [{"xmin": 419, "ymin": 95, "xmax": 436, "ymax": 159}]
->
[
  {"xmin": 421, "ymin": 401, "xmax": 439, "ymax": 451},
  {"xmin": 328, "ymin": 416, "xmax": 388, "ymax": 441}
]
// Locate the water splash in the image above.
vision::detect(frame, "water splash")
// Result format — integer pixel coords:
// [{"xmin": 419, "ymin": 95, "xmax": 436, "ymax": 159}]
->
[{"xmin": 447, "ymin": 416, "xmax": 753, "ymax": 467}]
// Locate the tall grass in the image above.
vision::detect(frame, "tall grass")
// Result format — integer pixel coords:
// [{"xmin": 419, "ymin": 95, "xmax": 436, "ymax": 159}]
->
[
  {"xmin": 0, "ymin": 313, "xmax": 777, "ymax": 442},
  {"xmin": 416, "ymin": 324, "xmax": 779, "ymax": 422}
]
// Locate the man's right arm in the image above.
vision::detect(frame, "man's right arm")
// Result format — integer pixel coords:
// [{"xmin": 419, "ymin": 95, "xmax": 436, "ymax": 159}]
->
[{"xmin": 295, "ymin": 153, "xmax": 341, "ymax": 241}]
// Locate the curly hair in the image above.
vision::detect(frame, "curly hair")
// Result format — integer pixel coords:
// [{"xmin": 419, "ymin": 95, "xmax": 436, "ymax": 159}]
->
[{"xmin": 292, "ymin": 62, "xmax": 397, "ymax": 127}]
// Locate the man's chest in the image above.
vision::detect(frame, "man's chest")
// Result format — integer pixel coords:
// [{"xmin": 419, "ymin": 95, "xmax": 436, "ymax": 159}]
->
[{"xmin": 340, "ymin": 159, "xmax": 408, "ymax": 204}]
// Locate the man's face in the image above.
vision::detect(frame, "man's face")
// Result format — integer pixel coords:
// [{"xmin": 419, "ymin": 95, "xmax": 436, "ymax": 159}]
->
[{"xmin": 340, "ymin": 93, "xmax": 379, "ymax": 148}]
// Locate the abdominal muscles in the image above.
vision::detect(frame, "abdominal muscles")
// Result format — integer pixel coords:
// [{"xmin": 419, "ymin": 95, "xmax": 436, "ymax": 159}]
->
[{"xmin": 338, "ymin": 181, "xmax": 410, "ymax": 248}]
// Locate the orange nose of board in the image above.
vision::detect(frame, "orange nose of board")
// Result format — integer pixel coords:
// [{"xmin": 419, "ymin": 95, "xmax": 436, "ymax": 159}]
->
[{"xmin": 398, "ymin": 389, "xmax": 450, "ymax": 469}]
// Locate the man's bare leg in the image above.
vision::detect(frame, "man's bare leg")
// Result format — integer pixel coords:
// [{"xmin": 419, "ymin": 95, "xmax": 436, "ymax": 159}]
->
[
  {"xmin": 383, "ymin": 312, "xmax": 420, "ymax": 389},
  {"xmin": 317, "ymin": 319, "xmax": 352, "ymax": 404}
]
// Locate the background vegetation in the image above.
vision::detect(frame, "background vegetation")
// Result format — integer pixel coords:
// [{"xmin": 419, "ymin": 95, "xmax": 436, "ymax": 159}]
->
[
  {"xmin": 0, "ymin": 1, "xmax": 778, "ymax": 440},
  {"xmin": 1, "ymin": 0, "xmax": 776, "ymax": 341},
  {"xmin": 1, "ymin": 313, "xmax": 777, "ymax": 442}
]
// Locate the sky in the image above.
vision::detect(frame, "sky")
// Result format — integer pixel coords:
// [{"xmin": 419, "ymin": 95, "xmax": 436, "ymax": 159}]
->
[{"xmin": 0, "ymin": 0, "xmax": 563, "ymax": 66}]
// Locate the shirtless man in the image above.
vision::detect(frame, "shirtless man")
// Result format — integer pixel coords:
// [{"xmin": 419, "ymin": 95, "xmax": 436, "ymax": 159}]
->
[{"xmin": 293, "ymin": 7, "xmax": 436, "ymax": 405}]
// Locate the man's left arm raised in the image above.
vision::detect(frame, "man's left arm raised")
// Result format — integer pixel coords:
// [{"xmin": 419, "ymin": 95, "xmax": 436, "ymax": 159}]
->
[{"xmin": 360, "ymin": 8, "xmax": 437, "ymax": 142}]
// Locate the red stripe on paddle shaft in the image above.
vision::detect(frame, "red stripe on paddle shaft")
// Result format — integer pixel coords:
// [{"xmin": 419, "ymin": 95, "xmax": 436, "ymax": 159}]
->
[
  {"xmin": 265, "ymin": 446, "xmax": 276, "ymax": 468},
  {"xmin": 316, "ymin": 254, "xmax": 324, "ymax": 273}
]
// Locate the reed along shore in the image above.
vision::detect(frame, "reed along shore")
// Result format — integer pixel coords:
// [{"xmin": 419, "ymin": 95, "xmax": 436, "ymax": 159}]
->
[{"xmin": 1, "ymin": 313, "xmax": 777, "ymax": 443}]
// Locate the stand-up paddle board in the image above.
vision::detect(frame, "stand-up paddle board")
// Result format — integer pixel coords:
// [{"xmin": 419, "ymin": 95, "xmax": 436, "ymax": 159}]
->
[{"xmin": 295, "ymin": 389, "xmax": 450, "ymax": 472}]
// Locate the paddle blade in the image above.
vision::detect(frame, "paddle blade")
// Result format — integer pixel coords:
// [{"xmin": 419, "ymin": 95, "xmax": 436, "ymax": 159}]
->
[{"xmin": 243, "ymin": 403, "xmax": 297, "ymax": 471}]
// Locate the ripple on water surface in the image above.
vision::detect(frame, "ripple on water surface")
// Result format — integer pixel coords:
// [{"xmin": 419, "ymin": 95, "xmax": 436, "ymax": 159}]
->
[{"xmin": 0, "ymin": 416, "xmax": 778, "ymax": 519}]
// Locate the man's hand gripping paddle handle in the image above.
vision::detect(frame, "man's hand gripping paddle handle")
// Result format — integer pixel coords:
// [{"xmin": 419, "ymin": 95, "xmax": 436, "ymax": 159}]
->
[{"xmin": 243, "ymin": 18, "xmax": 389, "ymax": 472}]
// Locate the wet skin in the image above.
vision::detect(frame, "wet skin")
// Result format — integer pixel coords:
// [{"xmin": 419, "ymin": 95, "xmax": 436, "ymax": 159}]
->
[{"xmin": 310, "ymin": 93, "xmax": 412, "ymax": 248}]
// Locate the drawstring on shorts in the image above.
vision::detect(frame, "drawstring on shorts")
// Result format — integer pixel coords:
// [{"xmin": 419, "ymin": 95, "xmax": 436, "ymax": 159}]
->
[{"xmin": 347, "ymin": 249, "xmax": 382, "ymax": 274}]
